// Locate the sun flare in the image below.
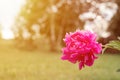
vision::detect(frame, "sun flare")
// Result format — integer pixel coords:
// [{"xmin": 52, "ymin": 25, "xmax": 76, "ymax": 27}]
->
[{"xmin": 0, "ymin": 0, "xmax": 25, "ymax": 39}]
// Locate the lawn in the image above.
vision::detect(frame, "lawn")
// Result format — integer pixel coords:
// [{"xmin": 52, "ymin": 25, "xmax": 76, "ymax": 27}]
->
[{"xmin": 0, "ymin": 40, "xmax": 120, "ymax": 80}]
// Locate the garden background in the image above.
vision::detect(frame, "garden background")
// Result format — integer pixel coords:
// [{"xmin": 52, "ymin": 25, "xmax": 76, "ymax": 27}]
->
[{"xmin": 0, "ymin": 0, "xmax": 119, "ymax": 80}]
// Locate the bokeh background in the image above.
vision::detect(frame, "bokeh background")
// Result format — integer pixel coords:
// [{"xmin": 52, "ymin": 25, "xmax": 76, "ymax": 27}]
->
[{"xmin": 0, "ymin": 0, "xmax": 120, "ymax": 80}]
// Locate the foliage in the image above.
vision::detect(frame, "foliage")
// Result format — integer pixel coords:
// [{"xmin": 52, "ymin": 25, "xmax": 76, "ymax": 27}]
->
[
  {"xmin": 102, "ymin": 40, "xmax": 120, "ymax": 54},
  {"xmin": 12, "ymin": 0, "xmax": 87, "ymax": 51},
  {"xmin": 12, "ymin": 0, "xmax": 120, "ymax": 52},
  {"xmin": 12, "ymin": 0, "xmax": 49, "ymax": 50}
]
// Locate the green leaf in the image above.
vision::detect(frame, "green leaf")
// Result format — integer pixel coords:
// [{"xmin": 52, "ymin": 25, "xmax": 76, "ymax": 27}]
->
[
  {"xmin": 102, "ymin": 40, "xmax": 120, "ymax": 54},
  {"xmin": 105, "ymin": 40, "xmax": 120, "ymax": 51}
]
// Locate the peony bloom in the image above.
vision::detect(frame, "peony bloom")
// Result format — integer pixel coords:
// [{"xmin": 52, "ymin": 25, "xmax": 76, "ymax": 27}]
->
[{"xmin": 61, "ymin": 30, "xmax": 102, "ymax": 70}]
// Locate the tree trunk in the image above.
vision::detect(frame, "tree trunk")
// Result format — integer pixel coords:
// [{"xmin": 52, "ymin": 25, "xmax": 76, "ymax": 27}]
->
[
  {"xmin": 56, "ymin": 26, "xmax": 63, "ymax": 50},
  {"xmin": 49, "ymin": 0, "xmax": 56, "ymax": 52}
]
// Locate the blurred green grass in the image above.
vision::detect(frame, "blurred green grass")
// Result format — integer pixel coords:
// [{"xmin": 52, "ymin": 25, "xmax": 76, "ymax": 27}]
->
[{"xmin": 0, "ymin": 40, "xmax": 120, "ymax": 80}]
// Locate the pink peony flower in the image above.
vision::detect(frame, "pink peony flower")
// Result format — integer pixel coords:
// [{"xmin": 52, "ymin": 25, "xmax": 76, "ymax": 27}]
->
[{"xmin": 61, "ymin": 30, "xmax": 102, "ymax": 70}]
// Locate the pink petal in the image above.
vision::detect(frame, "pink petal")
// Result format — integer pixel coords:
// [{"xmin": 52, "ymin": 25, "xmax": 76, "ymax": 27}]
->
[{"xmin": 79, "ymin": 61, "xmax": 85, "ymax": 70}]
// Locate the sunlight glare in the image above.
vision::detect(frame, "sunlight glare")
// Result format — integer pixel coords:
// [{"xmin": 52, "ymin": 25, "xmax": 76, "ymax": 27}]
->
[{"xmin": 0, "ymin": 0, "xmax": 25, "ymax": 39}]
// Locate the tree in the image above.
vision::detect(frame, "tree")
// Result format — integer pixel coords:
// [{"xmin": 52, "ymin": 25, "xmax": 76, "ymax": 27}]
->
[
  {"xmin": 12, "ymin": 0, "xmax": 86, "ymax": 51},
  {"xmin": 12, "ymin": 0, "xmax": 49, "ymax": 50},
  {"xmin": 40, "ymin": 0, "xmax": 86, "ymax": 51},
  {"xmin": 108, "ymin": 0, "xmax": 120, "ymax": 38},
  {"xmin": 14, "ymin": 0, "xmax": 114, "ymax": 51}
]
